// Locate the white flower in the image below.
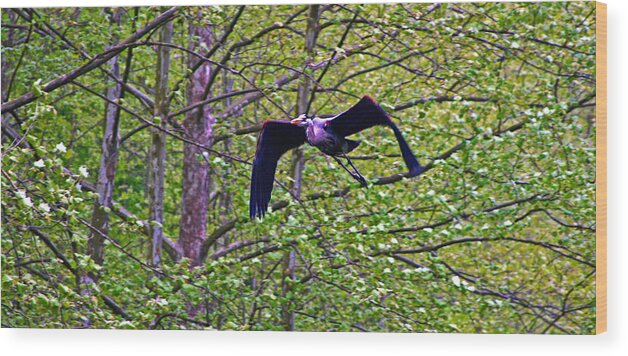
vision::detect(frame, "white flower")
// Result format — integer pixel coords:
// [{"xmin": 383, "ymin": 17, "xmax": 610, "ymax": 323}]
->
[
  {"xmin": 78, "ymin": 166, "xmax": 89, "ymax": 178},
  {"xmin": 34, "ymin": 159, "xmax": 45, "ymax": 168},
  {"xmin": 16, "ymin": 190, "xmax": 27, "ymax": 199},
  {"xmin": 55, "ymin": 142, "xmax": 67, "ymax": 153},
  {"xmin": 38, "ymin": 203, "xmax": 51, "ymax": 213},
  {"xmin": 452, "ymin": 276, "xmax": 461, "ymax": 287},
  {"xmin": 22, "ymin": 196, "xmax": 33, "ymax": 208}
]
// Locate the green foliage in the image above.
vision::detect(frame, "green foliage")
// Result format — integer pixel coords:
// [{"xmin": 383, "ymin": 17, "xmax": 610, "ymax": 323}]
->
[{"xmin": 2, "ymin": 2, "xmax": 597, "ymax": 333}]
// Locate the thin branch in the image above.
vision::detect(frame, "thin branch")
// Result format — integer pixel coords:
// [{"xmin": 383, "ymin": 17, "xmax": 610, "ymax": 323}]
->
[
  {"xmin": 1, "ymin": 6, "xmax": 179, "ymax": 114},
  {"xmin": 378, "ymin": 236, "xmax": 594, "ymax": 268},
  {"xmin": 28, "ymin": 227, "xmax": 76, "ymax": 274},
  {"xmin": 199, "ymin": 219, "xmax": 238, "ymax": 262},
  {"xmin": 17, "ymin": 8, "xmax": 155, "ymax": 111}
]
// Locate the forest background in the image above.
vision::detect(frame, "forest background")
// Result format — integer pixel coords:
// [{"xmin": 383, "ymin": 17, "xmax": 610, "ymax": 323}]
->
[{"xmin": 1, "ymin": 2, "xmax": 598, "ymax": 333}]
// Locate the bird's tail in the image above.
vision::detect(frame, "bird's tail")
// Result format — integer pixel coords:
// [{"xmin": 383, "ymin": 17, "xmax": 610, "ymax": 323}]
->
[
  {"xmin": 345, "ymin": 139, "xmax": 361, "ymax": 153},
  {"xmin": 391, "ymin": 125, "xmax": 424, "ymax": 177}
]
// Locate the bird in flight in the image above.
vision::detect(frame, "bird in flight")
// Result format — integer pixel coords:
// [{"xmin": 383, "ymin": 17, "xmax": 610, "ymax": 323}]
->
[{"xmin": 249, "ymin": 95, "xmax": 424, "ymax": 219}]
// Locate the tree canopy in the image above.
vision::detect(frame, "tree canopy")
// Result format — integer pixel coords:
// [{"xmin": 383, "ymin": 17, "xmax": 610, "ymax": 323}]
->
[{"xmin": 1, "ymin": 2, "xmax": 598, "ymax": 333}]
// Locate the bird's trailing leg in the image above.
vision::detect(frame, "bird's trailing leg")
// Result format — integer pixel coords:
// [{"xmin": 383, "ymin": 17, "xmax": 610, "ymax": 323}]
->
[{"xmin": 333, "ymin": 155, "xmax": 367, "ymax": 187}]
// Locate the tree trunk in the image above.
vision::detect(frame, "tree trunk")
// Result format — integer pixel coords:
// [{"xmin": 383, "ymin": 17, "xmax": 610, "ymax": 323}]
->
[
  {"xmin": 147, "ymin": 18, "xmax": 173, "ymax": 268},
  {"xmin": 281, "ymin": 4, "xmax": 320, "ymax": 331},
  {"xmin": 1, "ymin": 10, "xmax": 20, "ymax": 148},
  {"xmin": 86, "ymin": 8, "xmax": 123, "ymax": 280},
  {"xmin": 1, "ymin": 10, "xmax": 18, "ymax": 104},
  {"xmin": 178, "ymin": 21, "xmax": 215, "ymax": 267},
  {"xmin": 217, "ymin": 61, "xmax": 236, "ymax": 248}
]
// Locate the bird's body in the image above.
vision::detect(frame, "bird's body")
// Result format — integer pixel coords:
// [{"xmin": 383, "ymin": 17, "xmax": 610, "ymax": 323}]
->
[
  {"xmin": 249, "ymin": 95, "xmax": 424, "ymax": 219},
  {"xmin": 301, "ymin": 117, "xmax": 358, "ymax": 156},
  {"xmin": 304, "ymin": 117, "xmax": 336, "ymax": 151}
]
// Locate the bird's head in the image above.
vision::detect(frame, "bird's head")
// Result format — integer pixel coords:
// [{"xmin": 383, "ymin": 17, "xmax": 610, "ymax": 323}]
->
[
  {"xmin": 290, "ymin": 114, "xmax": 311, "ymax": 127},
  {"xmin": 291, "ymin": 115, "xmax": 331, "ymax": 130}
]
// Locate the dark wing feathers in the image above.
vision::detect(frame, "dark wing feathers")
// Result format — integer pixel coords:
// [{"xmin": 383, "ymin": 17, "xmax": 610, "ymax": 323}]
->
[
  {"xmin": 249, "ymin": 120, "xmax": 306, "ymax": 219},
  {"xmin": 329, "ymin": 96, "xmax": 424, "ymax": 177},
  {"xmin": 328, "ymin": 96, "xmax": 391, "ymax": 137}
]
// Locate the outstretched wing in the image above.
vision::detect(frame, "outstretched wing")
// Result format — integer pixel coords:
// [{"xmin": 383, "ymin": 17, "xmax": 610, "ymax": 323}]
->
[
  {"xmin": 329, "ymin": 96, "xmax": 424, "ymax": 177},
  {"xmin": 250, "ymin": 120, "xmax": 306, "ymax": 219}
]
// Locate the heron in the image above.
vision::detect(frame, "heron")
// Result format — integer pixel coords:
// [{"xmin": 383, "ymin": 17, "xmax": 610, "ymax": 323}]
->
[{"xmin": 249, "ymin": 95, "xmax": 424, "ymax": 219}]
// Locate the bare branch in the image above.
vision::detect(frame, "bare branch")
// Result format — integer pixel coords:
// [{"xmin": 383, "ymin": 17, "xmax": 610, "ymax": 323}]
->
[{"xmin": 1, "ymin": 7, "xmax": 179, "ymax": 114}]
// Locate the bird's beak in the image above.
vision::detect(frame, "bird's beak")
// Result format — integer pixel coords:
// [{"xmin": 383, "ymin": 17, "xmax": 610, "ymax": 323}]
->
[{"xmin": 290, "ymin": 118, "xmax": 305, "ymax": 125}]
